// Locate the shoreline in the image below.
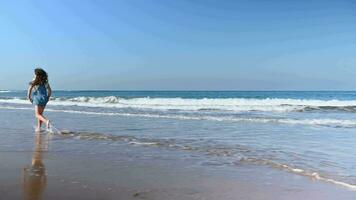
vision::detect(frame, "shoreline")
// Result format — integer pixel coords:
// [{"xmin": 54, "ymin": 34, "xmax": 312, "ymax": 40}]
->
[
  {"xmin": 1, "ymin": 107, "xmax": 356, "ymax": 199},
  {"xmin": 1, "ymin": 133, "xmax": 356, "ymax": 200}
]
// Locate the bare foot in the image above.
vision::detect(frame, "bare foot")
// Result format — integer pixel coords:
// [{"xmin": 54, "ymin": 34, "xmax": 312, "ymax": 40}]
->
[{"xmin": 35, "ymin": 127, "xmax": 41, "ymax": 132}]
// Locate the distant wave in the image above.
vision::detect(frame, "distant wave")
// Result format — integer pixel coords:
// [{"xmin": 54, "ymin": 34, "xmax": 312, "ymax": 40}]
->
[
  {"xmin": 0, "ymin": 105, "xmax": 355, "ymax": 128},
  {"xmin": 0, "ymin": 90, "xmax": 11, "ymax": 93},
  {"xmin": 1, "ymin": 96, "xmax": 356, "ymax": 112}
]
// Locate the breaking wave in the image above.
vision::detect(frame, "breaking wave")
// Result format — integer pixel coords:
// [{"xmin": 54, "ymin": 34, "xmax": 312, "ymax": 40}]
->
[
  {"xmin": 0, "ymin": 90, "xmax": 11, "ymax": 93},
  {"xmin": 1, "ymin": 96, "xmax": 356, "ymax": 112}
]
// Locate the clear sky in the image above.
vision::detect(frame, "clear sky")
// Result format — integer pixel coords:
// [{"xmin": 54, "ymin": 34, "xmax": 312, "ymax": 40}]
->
[{"xmin": 0, "ymin": 0, "xmax": 355, "ymax": 90}]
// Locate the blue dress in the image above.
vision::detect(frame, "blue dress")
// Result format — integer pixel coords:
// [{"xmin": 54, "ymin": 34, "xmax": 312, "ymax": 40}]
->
[{"xmin": 32, "ymin": 84, "xmax": 49, "ymax": 106}]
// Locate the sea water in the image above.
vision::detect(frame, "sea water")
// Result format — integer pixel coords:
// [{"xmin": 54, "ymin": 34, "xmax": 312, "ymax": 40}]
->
[{"xmin": 1, "ymin": 90, "xmax": 356, "ymax": 189}]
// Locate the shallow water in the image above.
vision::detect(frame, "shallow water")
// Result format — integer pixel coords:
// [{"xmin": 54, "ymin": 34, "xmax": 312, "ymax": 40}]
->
[{"xmin": 1, "ymin": 91, "xmax": 356, "ymax": 189}]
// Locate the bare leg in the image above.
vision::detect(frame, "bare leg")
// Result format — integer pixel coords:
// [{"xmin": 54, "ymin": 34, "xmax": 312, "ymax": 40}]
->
[
  {"xmin": 40, "ymin": 106, "xmax": 50, "ymax": 129},
  {"xmin": 35, "ymin": 106, "xmax": 48, "ymax": 131},
  {"xmin": 38, "ymin": 106, "xmax": 45, "ymax": 128},
  {"xmin": 37, "ymin": 118, "xmax": 42, "ymax": 131}
]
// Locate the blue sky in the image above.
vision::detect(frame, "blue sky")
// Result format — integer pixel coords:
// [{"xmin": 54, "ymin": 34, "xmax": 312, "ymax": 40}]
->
[{"xmin": 0, "ymin": 0, "xmax": 355, "ymax": 90}]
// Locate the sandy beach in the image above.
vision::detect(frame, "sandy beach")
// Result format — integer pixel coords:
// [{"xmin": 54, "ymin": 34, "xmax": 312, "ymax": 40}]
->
[
  {"xmin": 1, "ymin": 107, "xmax": 356, "ymax": 200},
  {"xmin": 2, "ymin": 0, "xmax": 356, "ymax": 198}
]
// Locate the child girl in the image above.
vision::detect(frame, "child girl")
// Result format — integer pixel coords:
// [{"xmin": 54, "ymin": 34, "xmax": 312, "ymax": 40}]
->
[{"xmin": 27, "ymin": 68, "xmax": 52, "ymax": 132}]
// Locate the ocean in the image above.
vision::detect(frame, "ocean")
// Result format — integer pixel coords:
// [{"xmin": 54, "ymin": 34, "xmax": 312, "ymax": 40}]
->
[{"xmin": 1, "ymin": 90, "xmax": 356, "ymax": 190}]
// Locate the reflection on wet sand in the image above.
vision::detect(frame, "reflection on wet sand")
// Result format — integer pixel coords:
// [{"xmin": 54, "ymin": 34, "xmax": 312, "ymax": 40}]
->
[{"xmin": 22, "ymin": 132, "xmax": 49, "ymax": 200}]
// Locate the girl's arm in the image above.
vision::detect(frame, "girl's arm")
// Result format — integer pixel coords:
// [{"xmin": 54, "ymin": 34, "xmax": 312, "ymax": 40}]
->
[
  {"xmin": 27, "ymin": 85, "xmax": 33, "ymax": 103},
  {"xmin": 47, "ymin": 83, "xmax": 52, "ymax": 99}
]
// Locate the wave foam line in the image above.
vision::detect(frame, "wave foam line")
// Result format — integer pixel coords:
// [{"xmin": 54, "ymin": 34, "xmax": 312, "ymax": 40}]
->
[
  {"xmin": 238, "ymin": 157, "xmax": 356, "ymax": 190},
  {"xmin": 55, "ymin": 130, "xmax": 245, "ymax": 156},
  {"xmin": 0, "ymin": 105, "xmax": 355, "ymax": 128},
  {"xmin": 50, "ymin": 130, "xmax": 356, "ymax": 190},
  {"xmin": 2, "ymin": 97, "xmax": 356, "ymax": 112}
]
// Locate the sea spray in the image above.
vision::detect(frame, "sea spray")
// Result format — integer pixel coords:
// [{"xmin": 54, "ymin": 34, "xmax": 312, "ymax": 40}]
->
[{"xmin": 47, "ymin": 123, "xmax": 61, "ymax": 135}]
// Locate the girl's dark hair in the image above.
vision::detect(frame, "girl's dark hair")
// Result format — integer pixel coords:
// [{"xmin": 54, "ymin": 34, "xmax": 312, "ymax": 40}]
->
[{"xmin": 30, "ymin": 68, "xmax": 48, "ymax": 86}]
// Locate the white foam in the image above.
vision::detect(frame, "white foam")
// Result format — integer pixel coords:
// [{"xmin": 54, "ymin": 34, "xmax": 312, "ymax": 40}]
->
[
  {"xmin": 0, "ymin": 90, "xmax": 11, "ymax": 93},
  {"xmin": 0, "ymin": 105, "xmax": 355, "ymax": 128},
  {"xmin": 1, "ymin": 97, "xmax": 356, "ymax": 112},
  {"xmin": 280, "ymin": 163, "xmax": 356, "ymax": 190},
  {"xmin": 129, "ymin": 141, "xmax": 158, "ymax": 146},
  {"xmin": 239, "ymin": 158, "xmax": 356, "ymax": 190}
]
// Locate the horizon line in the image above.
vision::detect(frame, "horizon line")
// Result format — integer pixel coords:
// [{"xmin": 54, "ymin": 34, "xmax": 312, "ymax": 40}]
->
[{"xmin": 2, "ymin": 89, "xmax": 356, "ymax": 92}]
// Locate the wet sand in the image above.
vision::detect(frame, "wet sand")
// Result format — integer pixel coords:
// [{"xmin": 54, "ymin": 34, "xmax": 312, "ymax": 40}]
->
[
  {"xmin": 1, "ymin": 108, "xmax": 356, "ymax": 200},
  {"xmin": 0, "ymin": 133, "xmax": 356, "ymax": 200}
]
